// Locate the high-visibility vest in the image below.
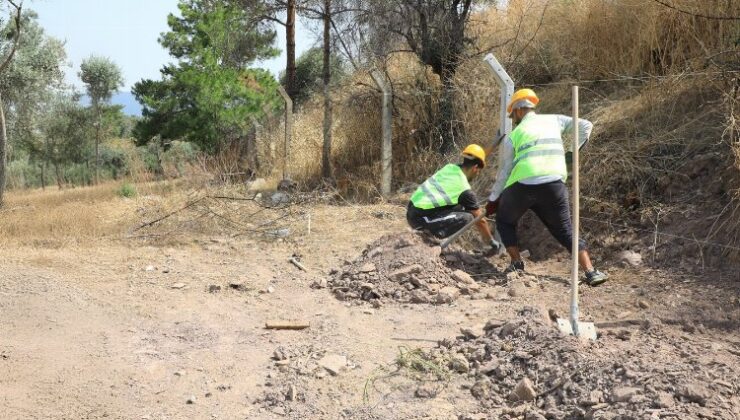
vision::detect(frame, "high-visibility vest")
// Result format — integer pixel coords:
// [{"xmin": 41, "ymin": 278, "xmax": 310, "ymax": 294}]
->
[
  {"xmin": 410, "ymin": 164, "xmax": 471, "ymax": 210},
  {"xmin": 506, "ymin": 114, "xmax": 567, "ymax": 188}
]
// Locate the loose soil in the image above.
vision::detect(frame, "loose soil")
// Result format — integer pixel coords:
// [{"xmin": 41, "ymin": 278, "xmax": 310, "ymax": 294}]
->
[{"xmin": 1, "ymin": 195, "xmax": 738, "ymax": 419}]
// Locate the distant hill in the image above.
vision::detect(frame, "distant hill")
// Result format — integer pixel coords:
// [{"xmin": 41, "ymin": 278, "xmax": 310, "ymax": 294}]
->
[{"xmin": 80, "ymin": 91, "xmax": 142, "ymax": 116}]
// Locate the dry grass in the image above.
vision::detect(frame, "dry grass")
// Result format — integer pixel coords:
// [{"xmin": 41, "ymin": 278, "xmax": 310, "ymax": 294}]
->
[{"xmin": 0, "ymin": 180, "xmax": 184, "ymax": 247}]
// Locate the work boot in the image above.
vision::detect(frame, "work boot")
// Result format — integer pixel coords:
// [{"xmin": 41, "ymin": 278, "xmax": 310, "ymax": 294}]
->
[
  {"xmin": 585, "ymin": 270, "xmax": 609, "ymax": 286},
  {"xmin": 505, "ymin": 260, "xmax": 525, "ymax": 274}
]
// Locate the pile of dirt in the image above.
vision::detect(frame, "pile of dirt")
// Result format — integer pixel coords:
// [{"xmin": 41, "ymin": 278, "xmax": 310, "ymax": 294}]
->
[
  {"xmin": 427, "ymin": 307, "xmax": 738, "ymax": 419},
  {"xmin": 326, "ymin": 231, "xmax": 497, "ymax": 305}
]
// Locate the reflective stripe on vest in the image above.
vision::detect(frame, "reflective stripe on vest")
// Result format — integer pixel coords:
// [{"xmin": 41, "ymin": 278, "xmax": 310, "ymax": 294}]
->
[
  {"xmin": 505, "ymin": 114, "xmax": 568, "ymax": 188},
  {"xmin": 410, "ymin": 164, "xmax": 471, "ymax": 210}
]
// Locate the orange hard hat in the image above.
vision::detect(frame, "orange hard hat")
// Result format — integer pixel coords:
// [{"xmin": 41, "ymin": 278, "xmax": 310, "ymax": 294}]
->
[
  {"xmin": 507, "ymin": 88, "xmax": 539, "ymax": 114},
  {"xmin": 461, "ymin": 144, "xmax": 486, "ymax": 167}
]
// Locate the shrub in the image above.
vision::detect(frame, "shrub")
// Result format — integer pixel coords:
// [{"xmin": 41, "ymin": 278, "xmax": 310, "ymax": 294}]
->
[{"xmin": 117, "ymin": 182, "xmax": 137, "ymax": 198}]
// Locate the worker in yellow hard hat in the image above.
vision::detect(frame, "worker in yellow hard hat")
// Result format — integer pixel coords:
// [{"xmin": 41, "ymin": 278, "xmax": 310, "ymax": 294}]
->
[
  {"xmin": 407, "ymin": 144, "xmax": 499, "ymax": 251},
  {"xmin": 486, "ymin": 88, "xmax": 609, "ymax": 286}
]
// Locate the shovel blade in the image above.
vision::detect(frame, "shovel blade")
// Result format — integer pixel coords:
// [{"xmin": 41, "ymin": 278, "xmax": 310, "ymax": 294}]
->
[{"xmin": 556, "ymin": 318, "xmax": 597, "ymax": 341}]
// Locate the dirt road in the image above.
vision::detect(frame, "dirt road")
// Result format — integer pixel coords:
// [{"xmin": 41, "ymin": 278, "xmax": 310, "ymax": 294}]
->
[{"xmin": 1, "ymin": 202, "xmax": 738, "ymax": 419}]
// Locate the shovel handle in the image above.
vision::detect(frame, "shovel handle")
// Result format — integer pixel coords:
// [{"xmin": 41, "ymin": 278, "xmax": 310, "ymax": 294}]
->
[{"xmin": 440, "ymin": 213, "xmax": 486, "ymax": 249}]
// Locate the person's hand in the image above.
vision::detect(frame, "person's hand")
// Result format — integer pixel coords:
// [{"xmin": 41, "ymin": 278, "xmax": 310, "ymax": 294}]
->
[
  {"xmin": 484, "ymin": 238, "xmax": 502, "ymax": 257},
  {"xmin": 485, "ymin": 199, "xmax": 499, "ymax": 216}
]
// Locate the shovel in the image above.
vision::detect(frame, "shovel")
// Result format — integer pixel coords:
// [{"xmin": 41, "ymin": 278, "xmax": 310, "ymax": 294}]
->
[{"xmin": 556, "ymin": 86, "xmax": 597, "ymax": 341}]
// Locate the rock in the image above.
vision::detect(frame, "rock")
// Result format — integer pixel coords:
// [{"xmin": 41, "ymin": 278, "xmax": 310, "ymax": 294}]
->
[
  {"xmin": 318, "ymin": 354, "xmax": 347, "ymax": 375},
  {"xmin": 286, "ymin": 385, "xmax": 297, "ymax": 401},
  {"xmin": 479, "ymin": 360, "xmax": 500, "ymax": 375},
  {"xmin": 312, "ymin": 278, "xmax": 328, "ymax": 289},
  {"xmin": 612, "ymin": 387, "xmax": 641, "ymax": 403},
  {"xmin": 618, "ymin": 250, "xmax": 642, "ymax": 267},
  {"xmin": 508, "ymin": 283, "xmax": 527, "ymax": 297},
  {"xmin": 435, "ymin": 287, "xmax": 460, "ymax": 304},
  {"xmin": 548, "ymin": 308, "xmax": 561, "ymax": 322},
  {"xmin": 581, "ymin": 390, "xmax": 603, "ymax": 406},
  {"xmin": 359, "ymin": 263, "xmax": 377, "ymax": 273},
  {"xmin": 470, "ymin": 379, "xmax": 491, "ymax": 398},
  {"xmin": 174, "ymin": 370, "xmax": 185, "ymax": 377},
  {"xmin": 207, "ymin": 285, "xmax": 221, "ymax": 293},
  {"xmin": 510, "ymin": 377, "xmax": 537, "ymax": 401},
  {"xmin": 266, "ymin": 286, "xmax": 275, "ymax": 294},
  {"xmin": 228, "ymin": 281, "xmax": 247, "ymax": 291},
  {"xmin": 270, "ymin": 191, "xmax": 291, "ymax": 206},
  {"xmin": 449, "ymin": 355, "xmax": 470, "ymax": 373},
  {"xmin": 654, "ymin": 391, "xmax": 675, "ymax": 408},
  {"xmin": 525, "ymin": 411, "xmax": 547, "ymax": 420},
  {"xmin": 389, "ymin": 264, "xmax": 423, "ymax": 280},
  {"xmin": 186, "ymin": 395, "xmax": 196, "ymax": 404},
  {"xmin": 171, "ymin": 283, "xmax": 186, "ymax": 289},
  {"xmin": 273, "ymin": 347, "xmax": 289, "ymax": 361},
  {"xmin": 409, "ymin": 290, "xmax": 430, "ymax": 304},
  {"xmin": 444, "ymin": 254, "xmax": 459, "ymax": 263},
  {"xmin": 145, "ymin": 265, "xmax": 156, "ymax": 272},
  {"xmin": 638, "ymin": 300, "xmax": 650, "ymax": 309},
  {"xmin": 415, "ymin": 383, "xmax": 437, "ymax": 398},
  {"xmin": 678, "ymin": 383, "xmax": 710, "ymax": 406},
  {"xmin": 460, "ymin": 324, "xmax": 485, "ymax": 339},
  {"xmin": 451, "ymin": 269, "xmax": 474, "ymax": 284},
  {"xmin": 520, "ymin": 249, "xmax": 531, "ymax": 259},
  {"xmin": 499, "ymin": 321, "xmax": 522, "ymax": 338}
]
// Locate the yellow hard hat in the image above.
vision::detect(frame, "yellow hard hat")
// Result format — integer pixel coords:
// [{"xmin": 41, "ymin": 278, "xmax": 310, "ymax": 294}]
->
[
  {"xmin": 461, "ymin": 144, "xmax": 486, "ymax": 167},
  {"xmin": 507, "ymin": 88, "xmax": 539, "ymax": 114}
]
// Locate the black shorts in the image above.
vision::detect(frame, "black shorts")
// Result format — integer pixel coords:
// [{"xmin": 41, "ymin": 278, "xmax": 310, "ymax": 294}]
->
[{"xmin": 407, "ymin": 202, "xmax": 473, "ymax": 239}]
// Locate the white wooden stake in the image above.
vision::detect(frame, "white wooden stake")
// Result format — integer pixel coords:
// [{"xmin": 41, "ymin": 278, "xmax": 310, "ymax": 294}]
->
[{"xmin": 570, "ymin": 85, "xmax": 580, "ymax": 336}]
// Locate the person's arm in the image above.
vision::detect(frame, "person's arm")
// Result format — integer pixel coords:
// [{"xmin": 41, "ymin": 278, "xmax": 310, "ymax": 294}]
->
[
  {"xmin": 488, "ymin": 137, "xmax": 515, "ymax": 202},
  {"xmin": 471, "ymin": 207, "xmax": 494, "ymax": 243},
  {"xmin": 558, "ymin": 115, "xmax": 593, "ymax": 150},
  {"xmin": 458, "ymin": 191, "xmax": 494, "ymax": 244}
]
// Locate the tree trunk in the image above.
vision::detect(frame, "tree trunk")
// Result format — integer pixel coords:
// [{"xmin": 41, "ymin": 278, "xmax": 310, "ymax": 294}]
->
[
  {"xmin": 95, "ymin": 105, "xmax": 101, "ymax": 185},
  {"xmin": 54, "ymin": 162, "xmax": 64, "ymax": 189},
  {"xmin": 286, "ymin": 0, "xmax": 297, "ymax": 100},
  {"xmin": 0, "ymin": 93, "xmax": 7, "ymax": 206},
  {"xmin": 40, "ymin": 162, "xmax": 46, "ymax": 190},
  {"xmin": 321, "ymin": 0, "xmax": 333, "ymax": 180},
  {"xmin": 438, "ymin": 69, "xmax": 463, "ymax": 156}
]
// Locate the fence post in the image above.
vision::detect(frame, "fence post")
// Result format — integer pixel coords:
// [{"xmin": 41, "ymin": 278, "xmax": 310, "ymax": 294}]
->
[
  {"xmin": 277, "ymin": 86, "xmax": 293, "ymax": 181},
  {"xmin": 483, "ymin": 53, "xmax": 514, "ymax": 141},
  {"xmin": 370, "ymin": 70, "xmax": 392, "ymax": 197},
  {"xmin": 248, "ymin": 116, "xmax": 260, "ymax": 172},
  {"xmin": 570, "ymin": 85, "xmax": 581, "ymax": 336}
]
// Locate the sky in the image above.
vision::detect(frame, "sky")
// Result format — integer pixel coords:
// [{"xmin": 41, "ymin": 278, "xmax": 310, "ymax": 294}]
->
[{"xmin": 29, "ymin": 0, "xmax": 315, "ymax": 92}]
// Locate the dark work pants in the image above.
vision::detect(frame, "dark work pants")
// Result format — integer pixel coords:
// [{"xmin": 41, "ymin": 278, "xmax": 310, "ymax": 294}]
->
[
  {"xmin": 407, "ymin": 203, "xmax": 474, "ymax": 239},
  {"xmin": 496, "ymin": 181, "xmax": 586, "ymax": 253}
]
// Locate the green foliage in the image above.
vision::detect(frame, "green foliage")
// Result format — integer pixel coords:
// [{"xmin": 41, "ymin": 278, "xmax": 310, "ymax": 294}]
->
[
  {"xmin": 79, "ymin": 56, "xmax": 124, "ymax": 107},
  {"xmin": 117, "ymin": 182, "xmax": 137, "ymax": 198},
  {"xmin": 280, "ymin": 47, "xmax": 346, "ymax": 105},
  {"xmin": 133, "ymin": 0, "xmax": 282, "ymax": 153}
]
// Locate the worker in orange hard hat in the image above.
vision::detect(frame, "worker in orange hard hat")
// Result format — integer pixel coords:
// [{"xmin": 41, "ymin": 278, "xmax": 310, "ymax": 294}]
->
[
  {"xmin": 486, "ymin": 88, "xmax": 609, "ymax": 286},
  {"xmin": 407, "ymin": 144, "xmax": 499, "ymax": 252}
]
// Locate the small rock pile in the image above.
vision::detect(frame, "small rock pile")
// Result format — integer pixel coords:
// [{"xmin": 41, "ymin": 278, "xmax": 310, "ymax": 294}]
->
[
  {"xmin": 326, "ymin": 232, "xmax": 485, "ymax": 304},
  {"xmin": 433, "ymin": 307, "xmax": 738, "ymax": 419}
]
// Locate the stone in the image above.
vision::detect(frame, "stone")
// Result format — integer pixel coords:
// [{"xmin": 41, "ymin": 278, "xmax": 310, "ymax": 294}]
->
[
  {"xmin": 638, "ymin": 300, "xmax": 650, "ymax": 309},
  {"xmin": 409, "ymin": 290, "xmax": 430, "ymax": 304},
  {"xmin": 525, "ymin": 411, "xmax": 547, "ymax": 420},
  {"xmin": 508, "ymin": 283, "xmax": 527, "ymax": 297},
  {"xmin": 654, "ymin": 391, "xmax": 675, "ymax": 408},
  {"xmin": 228, "ymin": 281, "xmax": 247, "ymax": 291},
  {"xmin": 266, "ymin": 286, "xmax": 275, "ymax": 294},
  {"xmin": 318, "ymin": 354, "xmax": 347, "ymax": 375},
  {"xmin": 415, "ymin": 383, "xmax": 437, "ymax": 398},
  {"xmin": 612, "ymin": 387, "xmax": 641, "ymax": 403},
  {"xmin": 435, "ymin": 287, "xmax": 460, "ymax": 304},
  {"xmin": 359, "ymin": 263, "xmax": 377, "ymax": 273},
  {"xmin": 678, "ymin": 383, "xmax": 710, "ymax": 406},
  {"xmin": 207, "ymin": 285, "xmax": 221, "ymax": 293},
  {"xmin": 451, "ymin": 269, "xmax": 474, "ymax": 284},
  {"xmin": 460, "ymin": 324, "xmax": 485, "ymax": 339},
  {"xmin": 388, "ymin": 264, "xmax": 423, "ymax": 281},
  {"xmin": 449, "ymin": 355, "xmax": 470, "ymax": 373},
  {"xmin": 311, "ymin": 278, "xmax": 328, "ymax": 289},
  {"xmin": 171, "ymin": 283, "xmax": 186, "ymax": 289},
  {"xmin": 499, "ymin": 321, "xmax": 522, "ymax": 338},
  {"xmin": 145, "ymin": 265, "xmax": 156, "ymax": 272},
  {"xmin": 186, "ymin": 395, "xmax": 196, "ymax": 404},
  {"xmin": 618, "ymin": 250, "xmax": 642, "ymax": 267},
  {"xmin": 548, "ymin": 308, "xmax": 561, "ymax": 322},
  {"xmin": 470, "ymin": 379, "xmax": 491, "ymax": 399},
  {"xmin": 520, "ymin": 249, "xmax": 531, "ymax": 259},
  {"xmin": 479, "ymin": 360, "xmax": 500, "ymax": 375},
  {"xmin": 510, "ymin": 377, "xmax": 537, "ymax": 401},
  {"xmin": 580, "ymin": 390, "xmax": 603, "ymax": 406},
  {"xmin": 286, "ymin": 385, "xmax": 297, "ymax": 401}
]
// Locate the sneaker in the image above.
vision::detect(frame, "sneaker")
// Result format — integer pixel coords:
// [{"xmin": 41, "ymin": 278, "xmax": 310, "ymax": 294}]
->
[
  {"xmin": 505, "ymin": 260, "xmax": 525, "ymax": 273},
  {"xmin": 585, "ymin": 270, "xmax": 609, "ymax": 286}
]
